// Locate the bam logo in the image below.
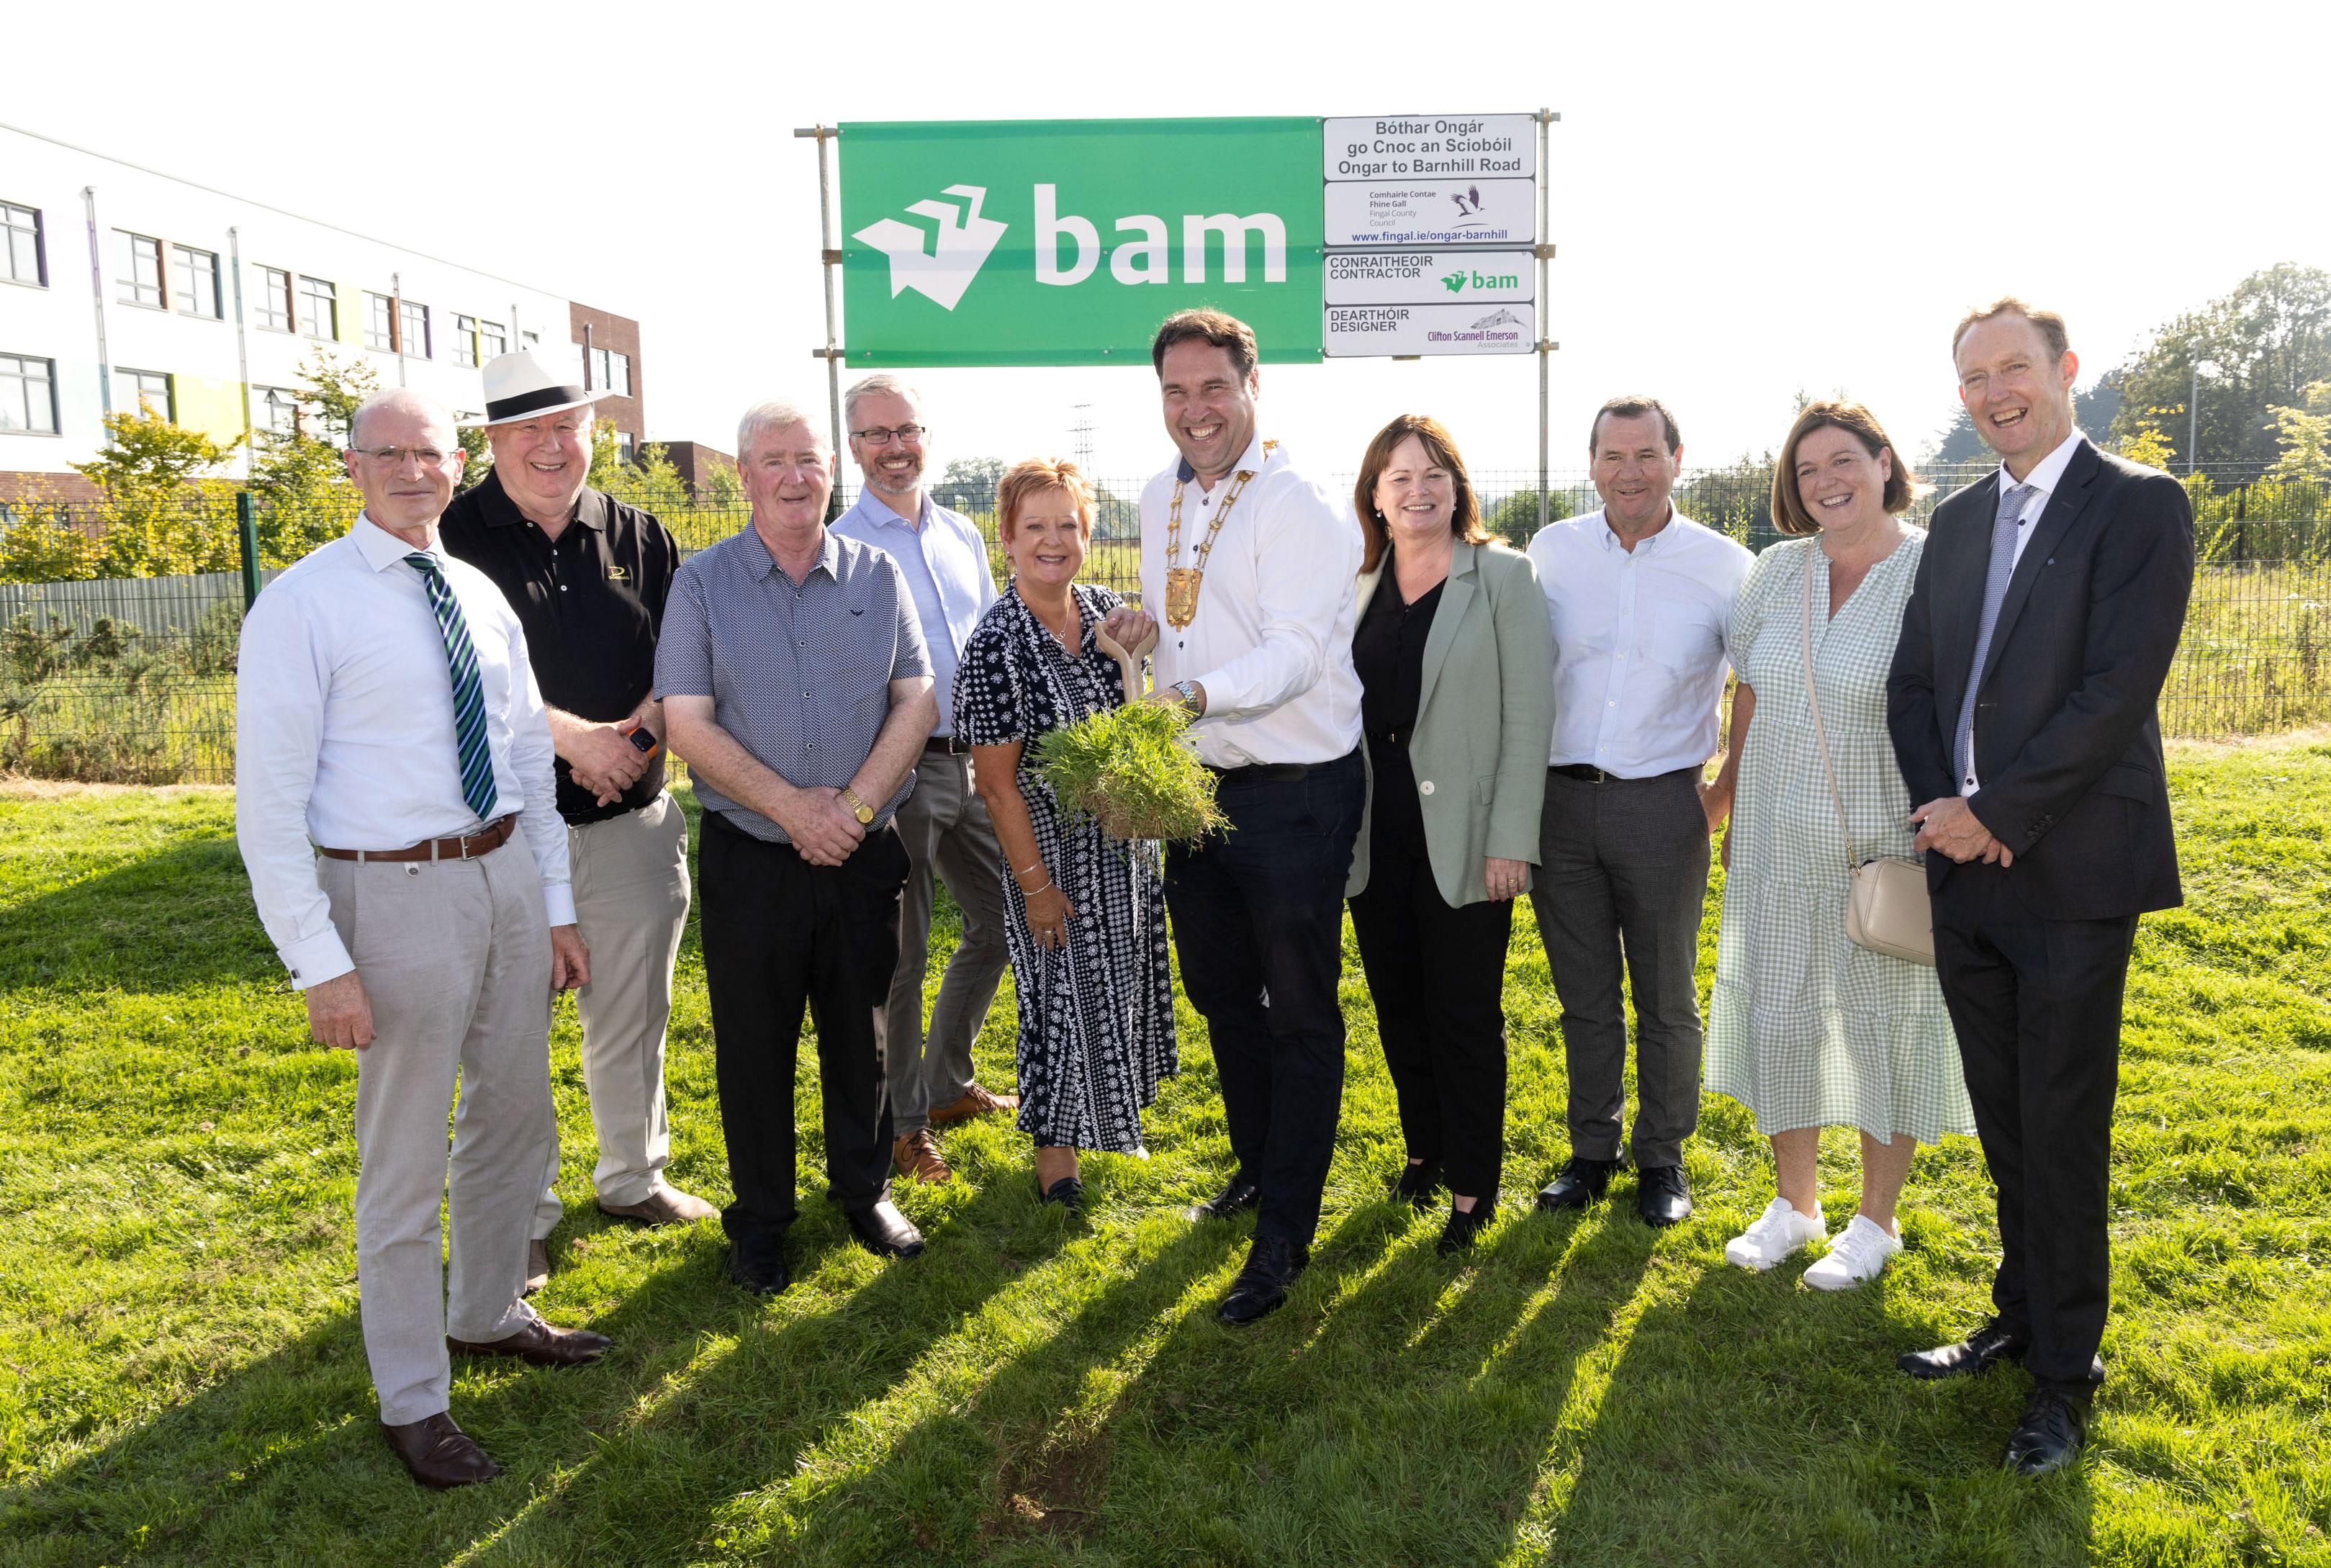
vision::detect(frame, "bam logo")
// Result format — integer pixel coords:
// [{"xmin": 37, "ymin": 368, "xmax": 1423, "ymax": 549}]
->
[
  {"xmin": 1441, "ymin": 271, "xmax": 1467, "ymax": 294},
  {"xmin": 853, "ymin": 185, "xmax": 1009, "ymax": 311}
]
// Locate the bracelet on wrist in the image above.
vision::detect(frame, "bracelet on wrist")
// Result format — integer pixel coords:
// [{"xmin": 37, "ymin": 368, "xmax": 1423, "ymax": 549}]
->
[{"xmin": 1021, "ymin": 876, "xmax": 1054, "ymax": 896}]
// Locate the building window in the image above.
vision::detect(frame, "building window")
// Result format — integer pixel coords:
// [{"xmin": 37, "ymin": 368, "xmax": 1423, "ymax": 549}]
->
[
  {"xmin": 255, "ymin": 266, "xmax": 293, "ymax": 332},
  {"xmin": 453, "ymin": 313, "xmax": 478, "ymax": 367},
  {"xmin": 116, "ymin": 367, "xmax": 173, "ymax": 421},
  {"xmin": 1, "ymin": 353, "xmax": 59, "ymax": 433},
  {"xmin": 521, "ymin": 329, "xmax": 540, "ymax": 349},
  {"xmin": 615, "ymin": 431, "xmax": 636, "ymax": 464},
  {"xmin": 479, "ymin": 320, "xmax": 507, "ymax": 360},
  {"xmin": 118, "ymin": 233, "xmax": 166, "ymax": 308},
  {"xmin": 299, "ymin": 275, "xmax": 337, "ymax": 339},
  {"xmin": 2, "ymin": 202, "xmax": 44, "ymax": 287},
  {"xmin": 173, "ymin": 245, "xmax": 221, "ymax": 319},
  {"xmin": 591, "ymin": 346, "xmax": 631, "ymax": 398},
  {"xmin": 366, "ymin": 292, "xmax": 395, "ymax": 351},
  {"xmin": 400, "ymin": 300, "xmax": 430, "ymax": 359},
  {"xmin": 255, "ymin": 385, "xmax": 299, "ymax": 436}
]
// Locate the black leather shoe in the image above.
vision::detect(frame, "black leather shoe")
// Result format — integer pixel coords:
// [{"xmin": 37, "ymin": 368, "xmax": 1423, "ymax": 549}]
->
[
  {"xmin": 1391, "ymin": 1161, "xmax": 1445, "ymax": 1211},
  {"xmin": 1435, "ymin": 1202, "xmax": 1493, "ymax": 1257},
  {"xmin": 1636, "ymin": 1163, "xmax": 1692, "ymax": 1227},
  {"xmin": 382, "ymin": 1411, "xmax": 500, "ymax": 1490},
  {"xmin": 845, "ymin": 1199, "xmax": 926, "ymax": 1258},
  {"xmin": 447, "ymin": 1316, "xmax": 610, "ymax": 1366},
  {"xmin": 1536, "ymin": 1155, "xmax": 1622, "ymax": 1212},
  {"xmin": 1217, "ymin": 1235, "xmax": 1309, "ymax": 1325},
  {"xmin": 2003, "ymin": 1385, "xmax": 2091, "ymax": 1477},
  {"xmin": 1189, "ymin": 1170, "xmax": 1262, "ymax": 1222},
  {"xmin": 1038, "ymin": 1175, "xmax": 1086, "ymax": 1212},
  {"xmin": 728, "ymin": 1241, "xmax": 789, "ymax": 1297},
  {"xmin": 1897, "ymin": 1318, "xmax": 2029, "ymax": 1380}
]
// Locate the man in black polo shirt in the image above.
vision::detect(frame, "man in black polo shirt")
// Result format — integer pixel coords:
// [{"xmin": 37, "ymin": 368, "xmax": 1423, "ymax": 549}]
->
[{"xmin": 443, "ymin": 351, "xmax": 714, "ymax": 1292}]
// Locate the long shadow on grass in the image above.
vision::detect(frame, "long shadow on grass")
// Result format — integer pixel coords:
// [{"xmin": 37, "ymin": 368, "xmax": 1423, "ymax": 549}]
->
[
  {"xmin": 1559, "ymin": 1258, "xmax": 2096, "ymax": 1567},
  {"xmin": 0, "ymin": 1180, "xmax": 1065, "ymax": 1568},
  {"xmin": 1060, "ymin": 1202, "xmax": 1659, "ymax": 1566},
  {"xmin": 0, "ymin": 832, "xmax": 279, "ymax": 992}
]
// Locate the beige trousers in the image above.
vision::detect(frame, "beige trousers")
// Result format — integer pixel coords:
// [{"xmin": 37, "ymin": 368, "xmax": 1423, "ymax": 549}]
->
[
  {"xmin": 531, "ymin": 792, "xmax": 693, "ymax": 1235},
  {"xmin": 321, "ymin": 832, "xmax": 554, "ymax": 1426}
]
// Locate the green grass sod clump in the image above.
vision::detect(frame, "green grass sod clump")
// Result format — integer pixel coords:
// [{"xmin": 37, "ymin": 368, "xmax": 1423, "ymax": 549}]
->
[
  {"xmin": 1, "ymin": 736, "xmax": 2328, "ymax": 1566},
  {"xmin": 1032, "ymin": 701, "xmax": 1227, "ymax": 844}
]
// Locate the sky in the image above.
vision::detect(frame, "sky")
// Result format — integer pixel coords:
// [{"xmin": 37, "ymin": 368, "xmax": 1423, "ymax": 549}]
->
[{"xmin": 10, "ymin": 0, "xmax": 2327, "ymax": 492}]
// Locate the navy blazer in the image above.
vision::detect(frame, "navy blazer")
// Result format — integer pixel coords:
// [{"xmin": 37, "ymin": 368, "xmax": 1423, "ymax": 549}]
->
[{"xmin": 1886, "ymin": 438, "xmax": 2195, "ymax": 921}]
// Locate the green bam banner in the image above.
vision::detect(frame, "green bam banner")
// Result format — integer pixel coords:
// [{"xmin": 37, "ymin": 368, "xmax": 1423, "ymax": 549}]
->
[{"xmin": 839, "ymin": 118, "xmax": 1324, "ymax": 366}]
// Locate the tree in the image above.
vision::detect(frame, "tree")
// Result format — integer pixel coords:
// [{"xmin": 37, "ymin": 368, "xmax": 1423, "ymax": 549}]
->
[
  {"xmin": 246, "ymin": 346, "xmax": 379, "ymax": 566},
  {"xmin": 2264, "ymin": 381, "xmax": 2331, "ymax": 483},
  {"xmin": 2110, "ymin": 262, "xmax": 2331, "ymax": 477},
  {"xmin": 930, "ymin": 456, "xmax": 1005, "ymax": 517},
  {"xmin": 66, "ymin": 408, "xmax": 237, "ymax": 577}
]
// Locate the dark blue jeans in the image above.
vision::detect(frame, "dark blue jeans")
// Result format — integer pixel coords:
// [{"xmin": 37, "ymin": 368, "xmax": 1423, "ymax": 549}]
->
[{"xmin": 1164, "ymin": 749, "xmax": 1364, "ymax": 1248}]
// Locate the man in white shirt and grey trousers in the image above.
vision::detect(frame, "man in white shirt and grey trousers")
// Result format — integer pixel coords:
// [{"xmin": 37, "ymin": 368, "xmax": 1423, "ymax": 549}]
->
[
  {"xmin": 235, "ymin": 389, "xmax": 611, "ymax": 1492},
  {"xmin": 1105, "ymin": 309, "xmax": 1365, "ymax": 1328},
  {"xmin": 1525, "ymin": 395, "xmax": 1751, "ymax": 1229}
]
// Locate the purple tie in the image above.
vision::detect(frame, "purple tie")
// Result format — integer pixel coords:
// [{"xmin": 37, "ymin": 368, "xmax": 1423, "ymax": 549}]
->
[{"xmin": 1952, "ymin": 482, "xmax": 2036, "ymax": 788}]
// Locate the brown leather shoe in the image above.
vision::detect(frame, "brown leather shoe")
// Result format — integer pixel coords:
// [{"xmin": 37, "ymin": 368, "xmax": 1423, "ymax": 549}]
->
[
  {"xmin": 523, "ymin": 1238, "xmax": 549, "ymax": 1296},
  {"xmin": 382, "ymin": 1411, "xmax": 500, "ymax": 1490},
  {"xmin": 893, "ymin": 1129, "xmax": 952, "ymax": 1184},
  {"xmin": 929, "ymin": 1083, "xmax": 1020, "ymax": 1124},
  {"xmin": 448, "ymin": 1315, "xmax": 611, "ymax": 1367},
  {"xmin": 598, "ymin": 1186, "xmax": 718, "ymax": 1227}
]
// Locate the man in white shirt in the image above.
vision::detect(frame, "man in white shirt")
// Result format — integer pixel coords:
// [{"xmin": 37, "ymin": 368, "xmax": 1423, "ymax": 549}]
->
[
  {"xmin": 829, "ymin": 374, "xmax": 1014, "ymax": 1188},
  {"xmin": 235, "ymin": 389, "xmax": 608, "ymax": 1492},
  {"xmin": 1525, "ymin": 396, "xmax": 1751, "ymax": 1229},
  {"xmin": 1104, "ymin": 309, "xmax": 1364, "ymax": 1326}
]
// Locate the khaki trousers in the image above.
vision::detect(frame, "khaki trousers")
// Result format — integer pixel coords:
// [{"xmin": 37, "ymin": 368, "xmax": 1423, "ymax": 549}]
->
[
  {"xmin": 531, "ymin": 792, "xmax": 692, "ymax": 1235},
  {"xmin": 884, "ymin": 752, "xmax": 1011, "ymax": 1136},
  {"xmin": 321, "ymin": 832, "xmax": 554, "ymax": 1426}
]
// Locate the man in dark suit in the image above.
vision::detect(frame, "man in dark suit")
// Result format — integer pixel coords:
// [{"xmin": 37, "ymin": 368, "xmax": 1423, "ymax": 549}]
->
[{"xmin": 1888, "ymin": 298, "xmax": 2194, "ymax": 1477}]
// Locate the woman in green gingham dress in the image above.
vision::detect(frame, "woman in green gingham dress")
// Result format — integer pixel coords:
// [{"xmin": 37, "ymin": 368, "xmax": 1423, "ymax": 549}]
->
[{"xmin": 1707, "ymin": 402, "xmax": 1973, "ymax": 1291}]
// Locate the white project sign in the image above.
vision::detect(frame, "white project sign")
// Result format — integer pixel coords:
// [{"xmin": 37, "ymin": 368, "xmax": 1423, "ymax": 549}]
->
[
  {"xmin": 1324, "ymin": 301, "xmax": 1536, "ymax": 359},
  {"xmin": 1322, "ymin": 114, "xmax": 1537, "ymax": 181},
  {"xmin": 1324, "ymin": 249, "xmax": 1534, "ymax": 306},
  {"xmin": 1325, "ymin": 179, "xmax": 1535, "ymax": 248}
]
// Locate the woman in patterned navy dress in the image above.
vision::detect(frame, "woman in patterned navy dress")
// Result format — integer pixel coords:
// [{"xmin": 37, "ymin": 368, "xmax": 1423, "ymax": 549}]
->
[{"xmin": 956, "ymin": 458, "xmax": 1176, "ymax": 1209}]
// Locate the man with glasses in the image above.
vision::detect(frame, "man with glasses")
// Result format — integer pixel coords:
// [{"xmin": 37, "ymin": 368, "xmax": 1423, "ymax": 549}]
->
[
  {"xmin": 829, "ymin": 375, "xmax": 1013, "ymax": 1188},
  {"xmin": 658, "ymin": 399, "xmax": 939, "ymax": 1296},
  {"xmin": 235, "ymin": 389, "xmax": 610, "ymax": 1491},
  {"xmin": 442, "ymin": 351, "xmax": 712, "ymax": 1295}
]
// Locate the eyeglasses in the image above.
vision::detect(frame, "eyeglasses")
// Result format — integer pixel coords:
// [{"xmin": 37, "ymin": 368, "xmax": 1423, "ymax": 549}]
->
[
  {"xmin": 849, "ymin": 424, "xmax": 927, "ymax": 446},
  {"xmin": 351, "ymin": 445, "xmax": 456, "ymax": 469}
]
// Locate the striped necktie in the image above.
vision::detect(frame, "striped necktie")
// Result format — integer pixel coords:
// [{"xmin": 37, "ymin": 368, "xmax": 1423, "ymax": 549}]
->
[
  {"xmin": 1952, "ymin": 482, "xmax": 2037, "ymax": 787},
  {"xmin": 405, "ymin": 552, "xmax": 500, "ymax": 823}
]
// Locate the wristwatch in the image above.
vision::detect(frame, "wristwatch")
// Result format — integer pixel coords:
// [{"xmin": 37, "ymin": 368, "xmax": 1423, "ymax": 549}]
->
[
  {"xmin": 839, "ymin": 787, "xmax": 875, "ymax": 825},
  {"xmin": 1171, "ymin": 680, "xmax": 1203, "ymax": 714}
]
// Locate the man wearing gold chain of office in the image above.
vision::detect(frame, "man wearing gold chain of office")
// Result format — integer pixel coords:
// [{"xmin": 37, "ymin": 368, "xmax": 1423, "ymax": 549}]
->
[{"xmin": 1103, "ymin": 308, "xmax": 1366, "ymax": 1328}]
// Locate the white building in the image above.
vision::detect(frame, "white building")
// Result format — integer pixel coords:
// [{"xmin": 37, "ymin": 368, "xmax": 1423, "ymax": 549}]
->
[{"xmin": 0, "ymin": 121, "xmax": 645, "ymax": 496}]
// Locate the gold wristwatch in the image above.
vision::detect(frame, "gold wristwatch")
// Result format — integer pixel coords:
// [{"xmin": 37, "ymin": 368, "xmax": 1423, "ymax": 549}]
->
[{"xmin": 839, "ymin": 787, "xmax": 875, "ymax": 825}]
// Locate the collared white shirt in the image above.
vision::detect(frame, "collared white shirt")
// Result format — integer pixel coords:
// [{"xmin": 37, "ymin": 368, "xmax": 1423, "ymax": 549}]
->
[
  {"xmin": 1139, "ymin": 433, "xmax": 1363, "ymax": 768},
  {"xmin": 829, "ymin": 487, "xmax": 996, "ymax": 736},
  {"xmin": 1526, "ymin": 507, "xmax": 1752, "ymax": 778},
  {"xmin": 235, "ymin": 514, "xmax": 573, "ymax": 989},
  {"xmin": 1957, "ymin": 429, "xmax": 2086, "ymax": 796}
]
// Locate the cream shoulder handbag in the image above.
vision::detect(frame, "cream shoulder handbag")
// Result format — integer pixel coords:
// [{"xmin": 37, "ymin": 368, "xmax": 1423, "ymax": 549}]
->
[{"xmin": 1800, "ymin": 547, "xmax": 1935, "ymax": 966}]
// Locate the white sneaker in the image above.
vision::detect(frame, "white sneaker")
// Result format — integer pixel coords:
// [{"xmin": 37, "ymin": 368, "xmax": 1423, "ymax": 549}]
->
[
  {"xmin": 1723, "ymin": 1197, "xmax": 1826, "ymax": 1271},
  {"xmin": 1803, "ymin": 1213, "xmax": 1903, "ymax": 1292}
]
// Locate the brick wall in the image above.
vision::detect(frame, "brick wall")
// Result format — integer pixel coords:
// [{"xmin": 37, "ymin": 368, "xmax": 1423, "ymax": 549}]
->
[{"xmin": 569, "ymin": 302, "xmax": 644, "ymax": 443}]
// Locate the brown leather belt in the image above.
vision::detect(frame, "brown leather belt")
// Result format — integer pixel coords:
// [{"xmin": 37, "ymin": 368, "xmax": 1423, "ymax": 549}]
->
[{"xmin": 318, "ymin": 814, "xmax": 517, "ymax": 862}]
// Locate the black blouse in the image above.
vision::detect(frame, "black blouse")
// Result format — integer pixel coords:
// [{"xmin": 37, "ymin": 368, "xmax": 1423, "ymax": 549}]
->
[{"xmin": 1353, "ymin": 572, "xmax": 1443, "ymax": 855}]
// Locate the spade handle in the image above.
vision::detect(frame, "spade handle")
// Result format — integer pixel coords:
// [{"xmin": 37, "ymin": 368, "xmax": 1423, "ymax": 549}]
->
[{"xmin": 1092, "ymin": 623, "xmax": 1159, "ymax": 701}]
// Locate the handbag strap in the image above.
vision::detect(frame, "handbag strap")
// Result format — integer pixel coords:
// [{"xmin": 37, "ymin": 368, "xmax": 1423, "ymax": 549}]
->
[{"xmin": 1800, "ymin": 545, "xmax": 1862, "ymax": 871}]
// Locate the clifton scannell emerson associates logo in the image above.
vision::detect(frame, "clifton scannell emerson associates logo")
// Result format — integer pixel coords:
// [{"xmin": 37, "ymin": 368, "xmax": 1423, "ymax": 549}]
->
[
  {"xmin": 853, "ymin": 185, "xmax": 1009, "ymax": 311},
  {"xmin": 1471, "ymin": 307, "xmax": 1524, "ymax": 330}
]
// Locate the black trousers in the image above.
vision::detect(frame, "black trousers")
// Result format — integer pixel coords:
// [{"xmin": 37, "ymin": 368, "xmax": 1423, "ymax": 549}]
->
[
  {"xmin": 1932, "ymin": 862, "xmax": 2137, "ymax": 1389},
  {"xmin": 1348, "ymin": 834, "xmax": 1513, "ymax": 1202},
  {"xmin": 698, "ymin": 809, "xmax": 909, "ymax": 1245},
  {"xmin": 1165, "ymin": 749, "xmax": 1364, "ymax": 1249}
]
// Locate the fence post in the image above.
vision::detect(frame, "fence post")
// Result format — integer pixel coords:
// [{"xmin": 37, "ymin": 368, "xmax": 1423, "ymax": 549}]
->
[{"xmin": 237, "ymin": 492, "xmax": 262, "ymax": 612}]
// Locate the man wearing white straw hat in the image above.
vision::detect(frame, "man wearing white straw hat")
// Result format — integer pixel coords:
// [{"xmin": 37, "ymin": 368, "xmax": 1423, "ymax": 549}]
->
[{"xmin": 443, "ymin": 350, "xmax": 713, "ymax": 1297}]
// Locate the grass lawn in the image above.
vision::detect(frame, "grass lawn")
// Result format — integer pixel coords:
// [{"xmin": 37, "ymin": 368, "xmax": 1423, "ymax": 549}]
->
[{"xmin": 1, "ymin": 736, "xmax": 2327, "ymax": 1567}]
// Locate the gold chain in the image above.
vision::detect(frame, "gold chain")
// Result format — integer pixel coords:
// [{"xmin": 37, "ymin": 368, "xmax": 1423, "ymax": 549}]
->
[{"xmin": 1162, "ymin": 451, "xmax": 1270, "ymax": 628}]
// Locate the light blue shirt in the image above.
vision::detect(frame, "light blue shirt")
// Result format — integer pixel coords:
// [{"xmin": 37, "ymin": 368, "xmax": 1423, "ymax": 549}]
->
[{"xmin": 830, "ymin": 489, "xmax": 997, "ymax": 736}]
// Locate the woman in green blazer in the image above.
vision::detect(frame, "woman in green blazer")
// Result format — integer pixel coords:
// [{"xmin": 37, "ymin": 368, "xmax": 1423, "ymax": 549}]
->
[{"xmin": 1345, "ymin": 414, "xmax": 1557, "ymax": 1255}]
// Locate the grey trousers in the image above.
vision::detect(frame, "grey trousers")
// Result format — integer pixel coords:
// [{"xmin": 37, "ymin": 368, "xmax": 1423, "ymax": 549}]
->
[
  {"xmin": 320, "ymin": 833, "xmax": 554, "ymax": 1426},
  {"xmin": 531, "ymin": 792, "xmax": 693, "ymax": 1237},
  {"xmin": 1528, "ymin": 767, "xmax": 1711, "ymax": 1168},
  {"xmin": 884, "ymin": 749, "xmax": 1011, "ymax": 1136}
]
